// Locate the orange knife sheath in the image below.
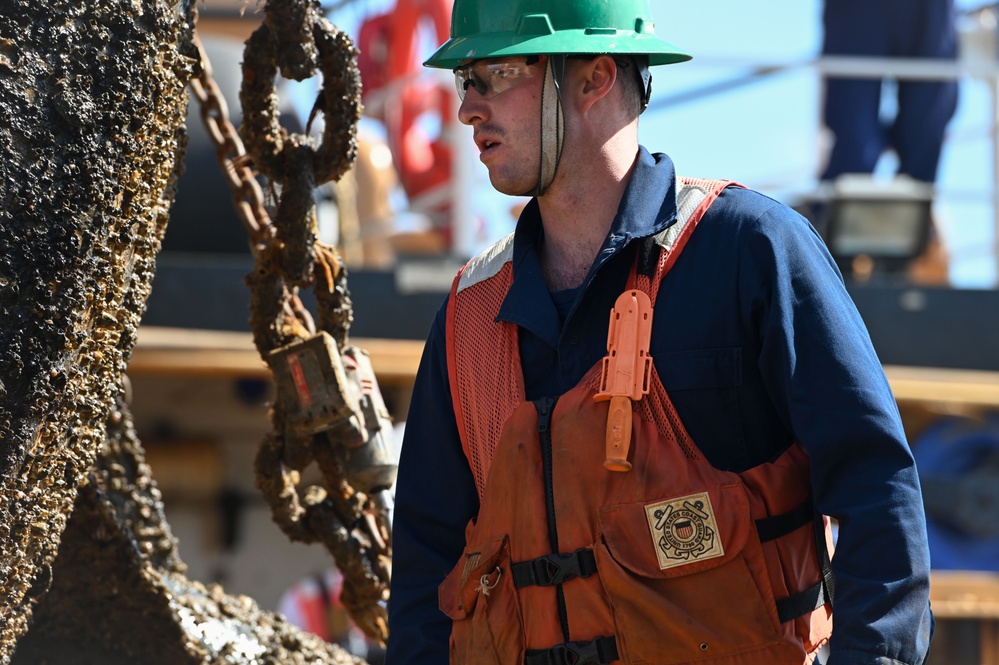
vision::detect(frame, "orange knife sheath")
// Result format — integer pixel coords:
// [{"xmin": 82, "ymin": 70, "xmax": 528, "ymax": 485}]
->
[{"xmin": 595, "ymin": 289, "xmax": 653, "ymax": 472}]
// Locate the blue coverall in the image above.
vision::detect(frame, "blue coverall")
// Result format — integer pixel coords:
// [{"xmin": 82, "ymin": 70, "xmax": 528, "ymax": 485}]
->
[
  {"xmin": 822, "ymin": 0, "xmax": 959, "ymax": 183},
  {"xmin": 386, "ymin": 149, "xmax": 933, "ymax": 665}
]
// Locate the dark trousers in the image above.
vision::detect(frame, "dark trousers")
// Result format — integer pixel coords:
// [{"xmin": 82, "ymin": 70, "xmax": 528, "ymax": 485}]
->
[{"xmin": 821, "ymin": 0, "xmax": 959, "ymax": 183}]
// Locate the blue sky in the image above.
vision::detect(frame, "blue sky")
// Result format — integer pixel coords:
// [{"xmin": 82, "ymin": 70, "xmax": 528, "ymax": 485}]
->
[{"xmin": 327, "ymin": 0, "xmax": 998, "ymax": 287}]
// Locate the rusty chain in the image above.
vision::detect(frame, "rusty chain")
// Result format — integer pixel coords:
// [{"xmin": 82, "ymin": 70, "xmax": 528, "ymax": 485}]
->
[
  {"xmin": 189, "ymin": 2, "xmax": 391, "ymax": 644},
  {"xmin": 241, "ymin": 0, "xmax": 360, "ymax": 287},
  {"xmin": 188, "ymin": 45, "xmax": 274, "ymax": 258}
]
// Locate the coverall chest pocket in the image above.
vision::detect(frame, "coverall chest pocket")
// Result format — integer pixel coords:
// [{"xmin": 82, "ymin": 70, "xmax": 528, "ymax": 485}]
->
[
  {"xmin": 656, "ymin": 347, "xmax": 745, "ymax": 462},
  {"xmin": 655, "ymin": 346, "xmax": 742, "ymax": 394},
  {"xmin": 439, "ymin": 534, "xmax": 523, "ymax": 665}
]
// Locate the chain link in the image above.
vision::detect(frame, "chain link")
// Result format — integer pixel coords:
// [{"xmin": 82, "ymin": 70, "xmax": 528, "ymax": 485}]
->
[
  {"xmin": 239, "ymin": 0, "xmax": 361, "ymax": 287},
  {"xmin": 189, "ymin": 37, "xmax": 273, "ymax": 254}
]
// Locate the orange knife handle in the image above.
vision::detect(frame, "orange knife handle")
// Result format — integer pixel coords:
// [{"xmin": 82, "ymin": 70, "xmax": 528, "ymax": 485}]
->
[{"xmin": 604, "ymin": 395, "xmax": 633, "ymax": 472}]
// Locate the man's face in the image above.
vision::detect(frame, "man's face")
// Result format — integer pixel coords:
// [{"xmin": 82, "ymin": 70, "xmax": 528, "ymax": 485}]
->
[{"xmin": 455, "ymin": 56, "xmax": 547, "ymax": 196}]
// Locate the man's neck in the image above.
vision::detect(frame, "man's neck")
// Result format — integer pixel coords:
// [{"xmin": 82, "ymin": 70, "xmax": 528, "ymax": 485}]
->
[{"xmin": 536, "ymin": 144, "xmax": 638, "ymax": 290}]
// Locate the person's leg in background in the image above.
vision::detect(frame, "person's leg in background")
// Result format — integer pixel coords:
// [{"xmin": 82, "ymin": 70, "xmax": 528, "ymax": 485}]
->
[
  {"xmin": 821, "ymin": 77, "xmax": 887, "ymax": 181},
  {"xmin": 889, "ymin": 0, "xmax": 959, "ymax": 183},
  {"xmin": 820, "ymin": 0, "xmax": 892, "ymax": 182}
]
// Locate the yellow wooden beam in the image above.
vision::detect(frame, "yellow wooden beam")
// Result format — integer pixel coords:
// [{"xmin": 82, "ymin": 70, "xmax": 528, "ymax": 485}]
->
[
  {"xmin": 884, "ymin": 365, "xmax": 999, "ymax": 408},
  {"xmin": 129, "ymin": 326, "xmax": 424, "ymax": 386},
  {"xmin": 930, "ymin": 570, "xmax": 999, "ymax": 619},
  {"xmin": 130, "ymin": 328, "xmax": 999, "ymax": 407}
]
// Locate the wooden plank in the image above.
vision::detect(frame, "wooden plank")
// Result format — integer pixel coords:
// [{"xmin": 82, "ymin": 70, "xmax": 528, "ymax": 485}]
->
[
  {"xmin": 129, "ymin": 326, "xmax": 424, "ymax": 386},
  {"xmin": 982, "ymin": 623, "xmax": 999, "ymax": 665},
  {"xmin": 129, "ymin": 328, "xmax": 999, "ymax": 405},
  {"xmin": 930, "ymin": 571, "xmax": 999, "ymax": 619},
  {"xmin": 930, "ymin": 571, "xmax": 999, "ymax": 665},
  {"xmin": 884, "ymin": 365, "xmax": 999, "ymax": 408}
]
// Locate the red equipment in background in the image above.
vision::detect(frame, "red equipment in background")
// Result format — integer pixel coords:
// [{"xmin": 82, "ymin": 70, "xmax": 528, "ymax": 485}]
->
[{"xmin": 357, "ymin": 0, "xmax": 454, "ymax": 224}]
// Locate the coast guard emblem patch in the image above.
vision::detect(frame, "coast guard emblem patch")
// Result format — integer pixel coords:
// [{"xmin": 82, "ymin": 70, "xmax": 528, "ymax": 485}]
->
[{"xmin": 645, "ymin": 492, "xmax": 724, "ymax": 570}]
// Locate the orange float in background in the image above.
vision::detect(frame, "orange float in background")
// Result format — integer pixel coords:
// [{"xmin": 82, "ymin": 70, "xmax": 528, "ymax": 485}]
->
[{"xmin": 357, "ymin": 0, "xmax": 454, "ymax": 230}]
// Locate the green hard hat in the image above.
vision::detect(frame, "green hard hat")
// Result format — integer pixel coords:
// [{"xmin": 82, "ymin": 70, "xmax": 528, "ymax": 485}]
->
[{"xmin": 424, "ymin": 0, "xmax": 692, "ymax": 70}]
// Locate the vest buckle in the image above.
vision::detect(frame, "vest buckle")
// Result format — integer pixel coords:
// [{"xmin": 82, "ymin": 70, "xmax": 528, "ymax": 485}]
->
[
  {"xmin": 524, "ymin": 636, "xmax": 619, "ymax": 665},
  {"xmin": 511, "ymin": 548, "xmax": 597, "ymax": 588}
]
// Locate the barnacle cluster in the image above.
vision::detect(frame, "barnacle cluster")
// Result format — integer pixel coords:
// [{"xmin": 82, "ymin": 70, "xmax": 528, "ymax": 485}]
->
[{"xmin": 0, "ymin": 1, "xmax": 368, "ymax": 663}]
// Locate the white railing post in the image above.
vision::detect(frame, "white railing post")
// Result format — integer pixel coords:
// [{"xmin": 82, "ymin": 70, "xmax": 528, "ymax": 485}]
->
[
  {"xmin": 992, "ymin": 70, "xmax": 999, "ymax": 281},
  {"xmin": 450, "ymin": 112, "xmax": 476, "ymax": 260}
]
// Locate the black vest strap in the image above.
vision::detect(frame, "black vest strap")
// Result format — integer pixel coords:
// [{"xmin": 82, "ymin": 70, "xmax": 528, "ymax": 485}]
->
[
  {"xmin": 814, "ymin": 507, "xmax": 837, "ymax": 608},
  {"xmin": 755, "ymin": 499, "xmax": 814, "ymax": 542},
  {"xmin": 635, "ymin": 234, "xmax": 660, "ymax": 280},
  {"xmin": 524, "ymin": 636, "xmax": 618, "ymax": 665},
  {"xmin": 757, "ymin": 499, "xmax": 837, "ymax": 623},
  {"xmin": 776, "ymin": 578, "xmax": 831, "ymax": 624},
  {"xmin": 511, "ymin": 548, "xmax": 598, "ymax": 588}
]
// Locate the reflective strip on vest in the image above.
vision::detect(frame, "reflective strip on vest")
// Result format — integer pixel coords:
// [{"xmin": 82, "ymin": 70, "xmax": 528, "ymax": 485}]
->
[{"xmin": 456, "ymin": 231, "xmax": 515, "ymax": 295}]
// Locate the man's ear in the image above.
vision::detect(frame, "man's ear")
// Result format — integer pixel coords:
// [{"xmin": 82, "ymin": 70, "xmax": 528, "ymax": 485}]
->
[{"xmin": 577, "ymin": 55, "xmax": 617, "ymax": 114}]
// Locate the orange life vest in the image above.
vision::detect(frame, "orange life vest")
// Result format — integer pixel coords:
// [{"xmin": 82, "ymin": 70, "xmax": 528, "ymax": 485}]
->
[{"xmin": 441, "ymin": 178, "xmax": 834, "ymax": 665}]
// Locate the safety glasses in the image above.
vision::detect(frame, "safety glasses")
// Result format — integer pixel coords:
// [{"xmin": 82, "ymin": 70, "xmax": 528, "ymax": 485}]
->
[{"xmin": 453, "ymin": 57, "xmax": 543, "ymax": 101}]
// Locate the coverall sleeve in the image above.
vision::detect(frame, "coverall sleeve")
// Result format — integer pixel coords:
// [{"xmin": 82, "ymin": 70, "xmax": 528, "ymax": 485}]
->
[
  {"xmin": 740, "ymin": 200, "xmax": 933, "ymax": 665},
  {"xmin": 385, "ymin": 300, "xmax": 479, "ymax": 665}
]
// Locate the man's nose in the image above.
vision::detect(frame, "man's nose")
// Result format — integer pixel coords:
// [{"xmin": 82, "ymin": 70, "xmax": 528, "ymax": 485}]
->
[{"xmin": 457, "ymin": 89, "xmax": 487, "ymax": 126}]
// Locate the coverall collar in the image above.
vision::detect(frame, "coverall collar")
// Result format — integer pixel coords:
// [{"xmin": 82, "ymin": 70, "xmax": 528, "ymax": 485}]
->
[{"xmin": 497, "ymin": 147, "xmax": 680, "ymax": 348}]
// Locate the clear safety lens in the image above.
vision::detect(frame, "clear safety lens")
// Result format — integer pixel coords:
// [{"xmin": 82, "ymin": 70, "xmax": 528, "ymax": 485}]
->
[{"xmin": 453, "ymin": 58, "xmax": 541, "ymax": 101}]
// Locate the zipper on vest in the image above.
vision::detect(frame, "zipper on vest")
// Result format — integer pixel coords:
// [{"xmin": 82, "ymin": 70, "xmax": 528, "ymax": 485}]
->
[{"xmin": 534, "ymin": 396, "xmax": 571, "ymax": 643}]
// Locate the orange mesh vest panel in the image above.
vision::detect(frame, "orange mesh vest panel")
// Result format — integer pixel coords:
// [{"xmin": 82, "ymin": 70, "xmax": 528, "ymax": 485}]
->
[{"xmin": 442, "ymin": 178, "xmax": 834, "ymax": 665}]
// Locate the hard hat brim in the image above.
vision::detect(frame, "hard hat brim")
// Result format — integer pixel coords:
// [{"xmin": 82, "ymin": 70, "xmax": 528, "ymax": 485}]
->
[{"xmin": 423, "ymin": 30, "xmax": 692, "ymax": 69}]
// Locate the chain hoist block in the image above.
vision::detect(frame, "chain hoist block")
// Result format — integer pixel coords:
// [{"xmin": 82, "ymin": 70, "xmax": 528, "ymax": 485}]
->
[
  {"xmin": 267, "ymin": 334, "xmax": 399, "ymax": 498},
  {"xmin": 337, "ymin": 347, "xmax": 398, "ymax": 495},
  {"xmin": 267, "ymin": 331, "xmax": 364, "ymax": 444}
]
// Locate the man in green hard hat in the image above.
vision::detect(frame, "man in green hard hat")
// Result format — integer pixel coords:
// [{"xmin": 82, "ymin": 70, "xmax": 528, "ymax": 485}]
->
[{"xmin": 385, "ymin": 1, "xmax": 934, "ymax": 664}]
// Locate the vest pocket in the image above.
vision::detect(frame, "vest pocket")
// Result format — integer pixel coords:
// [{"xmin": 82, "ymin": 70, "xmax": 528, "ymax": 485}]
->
[
  {"xmin": 439, "ymin": 534, "xmax": 524, "ymax": 665},
  {"xmin": 595, "ymin": 484, "xmax": 796, "ymax": 664}
]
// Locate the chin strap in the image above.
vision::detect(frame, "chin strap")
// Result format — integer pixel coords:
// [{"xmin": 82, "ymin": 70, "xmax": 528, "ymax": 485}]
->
[
  {"xmin": 529, "ymin": 55, "xmax": 567, "ymax": 197},
  {"xmin": 526, "ymin": 54, "xmax": 650, "ymax": 195},
  {"xmin": 636, "ymin": 55, "xmax": 652, "ymax": 113}
]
